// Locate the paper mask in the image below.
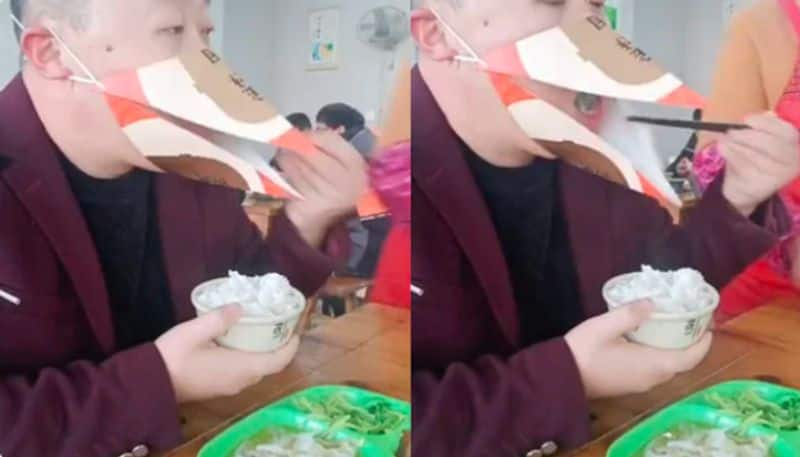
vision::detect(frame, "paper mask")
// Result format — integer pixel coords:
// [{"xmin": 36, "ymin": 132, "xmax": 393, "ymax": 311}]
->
[
  {"xmin": 482, "ymin": 16, "xmax": 704, "ymax": 108},
  {"xmin": 490, "ymin": 73, "xmax": 681, "ymax": 210},
  {"xmin": 102, "ymin": 48, "xmax": 314, "ymax": 199}
]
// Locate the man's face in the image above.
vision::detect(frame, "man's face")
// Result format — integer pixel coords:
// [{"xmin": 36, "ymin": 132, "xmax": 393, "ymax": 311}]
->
[
  {"xmin": 60, "ymin": 0, "xmax": 214, "ymax": 81},
  {"xmin": 441, "ymin": 0, "xmax": 607, "ymax": 130},
  {"xmin": 413, "ymin": 0, "xmax": 609, "ymax": 162},
  {"xmin": 24, "ymin": 0, "xmax": 216, "ymax": 170}
]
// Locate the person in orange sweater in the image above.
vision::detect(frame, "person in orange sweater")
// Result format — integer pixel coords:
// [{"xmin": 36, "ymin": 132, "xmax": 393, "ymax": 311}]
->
[{"xmin": 694, "ymin": 0, "xmax": 800, "ymax": 320}]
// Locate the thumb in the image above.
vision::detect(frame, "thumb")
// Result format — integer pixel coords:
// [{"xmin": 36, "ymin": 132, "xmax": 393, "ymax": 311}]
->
[
  {"xmin": 183, "ymin": 304, "xmax": 243, "ymax": 346},
  {"xmin": 591, "ymin": 300, "xmax": 655, "ymax": 342}
]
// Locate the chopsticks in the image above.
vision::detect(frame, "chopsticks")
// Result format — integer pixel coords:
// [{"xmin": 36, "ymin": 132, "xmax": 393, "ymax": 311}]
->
[{"xmin": 627, "ymin": 116, "xmax": 749, "ymax": 133}]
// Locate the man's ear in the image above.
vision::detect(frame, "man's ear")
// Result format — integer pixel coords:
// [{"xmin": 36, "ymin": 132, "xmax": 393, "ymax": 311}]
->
[
  {"xmin": 411, "ymin": 8, "xmax": 459, "ymax": 62},
  {"xmin": 19, "ymin": 25, "xmax": 74, "ymax": 80}
]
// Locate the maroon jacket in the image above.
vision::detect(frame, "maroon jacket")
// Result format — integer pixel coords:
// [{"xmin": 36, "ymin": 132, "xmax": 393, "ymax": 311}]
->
[
  {"xmin": 411, "ymin": 68, "xmax": 789, "ymax": 457},
  {"xmin": 0, "ymin": 75, "xmax": 341, "ymax": 457}
]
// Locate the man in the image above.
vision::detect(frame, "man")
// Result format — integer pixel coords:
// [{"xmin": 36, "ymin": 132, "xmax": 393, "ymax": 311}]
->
[
  {"xmin": 315, "ymin": 103, "xmax": 390, "ymax": 282},
  {"xmin": 666, "ymin": 109, "xmax": 702, "ymax": 179},
  {"xmin": 286, "ymin": 112, "xmax": 312, "ymax": 132},
  {"xmin": 0, "ymin": 1, "xmax": 365, "ymax": 456},
  {"xmin": 316, "ymin": 102, "xmax": 377, "ymax": 158},
  {"xmin": 411, "ymin": 0, "xmax": 798, "ymax": 456}
]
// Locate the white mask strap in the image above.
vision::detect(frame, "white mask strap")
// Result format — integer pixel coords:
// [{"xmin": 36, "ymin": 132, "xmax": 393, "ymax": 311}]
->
[
  {"xmin": 428, "ymin": 7, "xmax": 487, "ymax": 68},
  {"xmin": 9, "ymin": 13, "xmax": 24, "ymax": 31},
  {"xmin": 9, "ymin": 13, "xmax": 104, "ymax": 89}
]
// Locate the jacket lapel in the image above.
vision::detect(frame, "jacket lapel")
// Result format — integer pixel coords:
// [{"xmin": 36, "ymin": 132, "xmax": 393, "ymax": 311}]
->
[
  {"xmin": 412, "ymin": 68, "xmax": 521, "ymax": 346},
  {"xmin": 156, "ymin": 176, "xmax": 207, "ymax": 323},
  {"xmin": 0, "ymin": 76, "xmax": 115, "ymax": 354},
  {"xmin": 560, "ymin": 164, "xmax": 615, "ymax": 319}
]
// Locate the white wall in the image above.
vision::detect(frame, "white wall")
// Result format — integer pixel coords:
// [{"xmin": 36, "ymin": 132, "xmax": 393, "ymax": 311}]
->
[
  {"xmin": 219, "ymin": 0, "xmax": 277, "ymax": 97},
  {"xmin": 628, "ymin": 0, "xmax": 694, "ymax": 161},
  {"xmin": 209, "ymin": 0, "xmax": 226, "ymax": 53},
  {"xmin": 0, "ymin": 4, "xmax": 18, "ymax": 88},
  {"xmin": 684, "ymin": 0, "xmax": 726, "ymax": 95},
  {"xmin": 265, "ymin": 0, "xmax": 409, "ymax": 125},
  {"xmin": 212, "ymin": 0, "xmax": 410, "ymax": 126},
  {"xmin": 607, "ymin": 0, "xmax": 636, "ymax": 37}
]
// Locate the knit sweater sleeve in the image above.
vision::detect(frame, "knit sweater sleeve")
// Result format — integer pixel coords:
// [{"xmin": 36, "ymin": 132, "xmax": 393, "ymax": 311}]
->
[
  {"xmin": 696, "ymin": 12, "xmax": 769, "ymax": 152},
  {"xmin": 693, "ymin": 9, "xmax": 800, "ymax": 277}
]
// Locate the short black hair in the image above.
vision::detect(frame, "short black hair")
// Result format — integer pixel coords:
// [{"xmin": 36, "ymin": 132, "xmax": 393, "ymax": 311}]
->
[
  {"xmin": 286, "ymin": 112, "xmax": 312, "ymax": 132},
  {"xmin": 10, "ymin": 0, "xmax": 92, "ymax": 41},
  {"xmin": 316, "ymin": 103, "xmax": 366, "ymax": 141}
]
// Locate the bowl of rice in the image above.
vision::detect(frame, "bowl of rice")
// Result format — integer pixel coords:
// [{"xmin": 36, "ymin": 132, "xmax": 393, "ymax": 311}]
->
[
  {"xmin": 602, "ymin": 266, "xmax": 720, "ymax": 350},
  {"xmin": 191, "ymin": 271, "xmax": 306, "ymax": 352}
]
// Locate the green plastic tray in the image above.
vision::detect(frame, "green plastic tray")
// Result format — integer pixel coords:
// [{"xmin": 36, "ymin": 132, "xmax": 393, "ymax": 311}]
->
[
  {"xmin": 607, "ymin": 380, "xmax": 800, "ymax": 456},
  {"xmin": 198, "ymin": 385, "xmax": 411, "ymax": 457}
]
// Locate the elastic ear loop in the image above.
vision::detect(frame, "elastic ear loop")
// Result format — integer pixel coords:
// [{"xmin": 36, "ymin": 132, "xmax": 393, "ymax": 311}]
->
[
  {"xmin": 10, "ymin": 13, "xmax": 105, "ymax": 89},
  {"xmin": 428, "ymin": 7, "xmax": 487, "ymax": 68}
]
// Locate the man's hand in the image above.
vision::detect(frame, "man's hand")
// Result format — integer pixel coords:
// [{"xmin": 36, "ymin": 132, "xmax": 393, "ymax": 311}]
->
[
  {"xmin": 565, "ymin": 301, "xmax": 713, "ymax": 398},
  {"xmin": 721, "ymin": 112, "xmax": 800, "ymax": 216},
  {"xmin": 155, "ymin": 305, "xmax": 300, "ymax": 403},
  {"xmin": 278, "ymin": 131, "xmax": 368, "ymax": 247}
]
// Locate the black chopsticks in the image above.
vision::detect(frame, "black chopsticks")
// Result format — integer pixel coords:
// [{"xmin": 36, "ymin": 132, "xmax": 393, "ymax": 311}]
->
[{"xmin": 627, "ymin": 116, "xmax": 748, "ymax": 133}]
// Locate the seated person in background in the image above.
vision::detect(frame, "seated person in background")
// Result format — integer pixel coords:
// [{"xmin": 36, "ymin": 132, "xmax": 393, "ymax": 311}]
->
[
  {"xmin": 0, "ymin": 0, "xmax": 365, "ymax": 456},
  {"xmin": 317, "ymin": 102, "xmax": 378, "ymax": 159},
  {"xmin": 411, "ymin": 0, "xmax": 797, "ymax": 455},
  {"xmin": 693, "ymin": 0, "xmax": 800, "ymax": 321},
  {"xmin": 665, "ymin": 110, "xmax": 703, "ymax": 201},
  {"xmin": 286, "ymin": 112, "xmax": 313, "ymax": 132},
  {"xmin": 316, "ymin": 103, "xmax": 390, "ymax": 284},
  {"xmin": 666, "ymin": 108, "xmax": 702, "ymax": 179}
]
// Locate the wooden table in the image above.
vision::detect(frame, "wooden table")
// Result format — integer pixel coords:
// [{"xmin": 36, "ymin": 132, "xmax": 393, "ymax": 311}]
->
[
  {"xmin": 161, "ymin": 303, "xmax": 410, "ymax": 456},
  {"xmin": 570, "ymin": 303, "xmax": 800, "ymax": 456}
]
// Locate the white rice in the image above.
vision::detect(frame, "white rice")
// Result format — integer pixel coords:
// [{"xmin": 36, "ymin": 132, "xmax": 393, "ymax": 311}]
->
[
  {"xmin": 644, "ymin": 428, "xmax": 773, "ymax": 457},
  {"xmin": 197, "ymin": 271, "xmax": 302, "ymax": 317},
  {"xmin": 235, "ymin": 433, "xmax": 361, "ymax": 457},
  {"xmin": 607, "ymin": 265, "xmax": 715, "ymax": 314}
]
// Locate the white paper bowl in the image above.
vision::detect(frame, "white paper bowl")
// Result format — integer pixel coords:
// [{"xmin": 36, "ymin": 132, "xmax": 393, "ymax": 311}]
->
[
  {"xmin": 602, "ymin": 272, "xmax": 720, "ymax": 350},
  {"xmin": 191, "ymin": 278, "xmax": 306, "ymax": 353}
]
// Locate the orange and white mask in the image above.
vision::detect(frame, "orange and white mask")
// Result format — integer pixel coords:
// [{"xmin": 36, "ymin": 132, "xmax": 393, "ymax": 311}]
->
[
  {"xmin": 491, "ymin": 73, "xmax": 681, "ymax": 210},
  {"xmin": 432, "ymin": 10, "xmax": 705, "ymax": 212},
  {"xmin": 12, "ymin": 14, "xmax": 333, "ymax": 201},
  {"xmin": 440, "ymin": 12, "xmax": 704, "ymax": 109},
  {"xmin": 101, "ymin": 49, "xmax": 313, "ymax": 199}
]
